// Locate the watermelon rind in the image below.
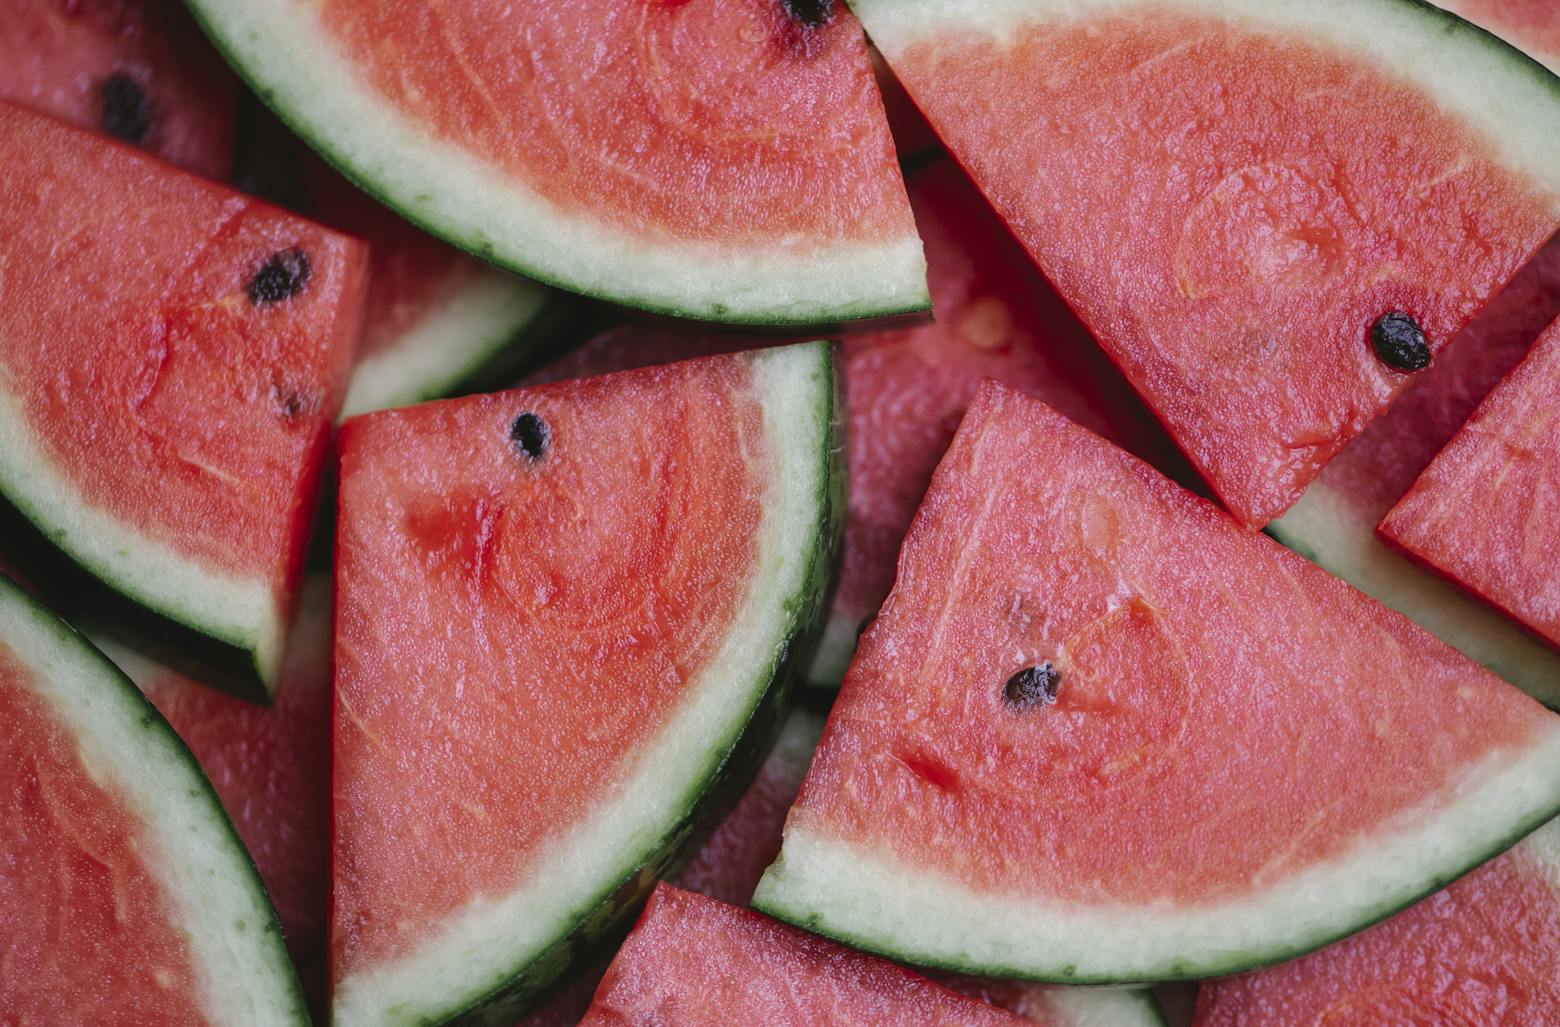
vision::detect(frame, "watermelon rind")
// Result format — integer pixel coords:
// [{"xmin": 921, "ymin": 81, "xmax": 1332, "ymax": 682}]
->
[
  {"xmin": 0, "ymin": 574, "xmax": 307, "ymax": 1024},
  {"xmin": 1271, "ymin": 484, "xmax": 1560, "ymax": 711},
  {"xmin": 339, "ymin": 272, "xmax": 577, "ymax": 418},
  {"xmin": 180, "ymin": 1, "xmax": 929, "ymax": 327},
  {"xmin": 332, "ymin": 341, "xmax": 844, "ymax": 1027},
  {"xmin": 754, "ymin": 722, "xmax": 1560, "ymax": 983},
  {"xmin": 1049, "ymin": 989, "xmax": 1170, "ymax": 1027}
]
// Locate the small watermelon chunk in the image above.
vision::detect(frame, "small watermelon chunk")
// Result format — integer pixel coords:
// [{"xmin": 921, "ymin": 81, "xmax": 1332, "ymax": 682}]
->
[
  {"xmin": 0, "ymin": 0, "xmax": 236, "ymax": 178},
  {"xmin": 1380, "ymin": 318, "xmax": 1560, "ymax": 651},
  {"xmin": 755, "ymin": 381, "xmax": 1560, "ymax": 982},
  {"xmin": 0, "ymin": 101, "xmax": 367, "ymax": 702},
  {"xmin": 332, "ymin": 343, "xmax": 840, "ymax": 1025},
  {"xmin": 580, "ymin": 885, "xmax": 1030, "ymax": 1026},
  {"xmin": 1195, "ymin": 817, "xmax": 1560, "ymax": 1024},
  {"xmin": 855, "ymin": 0, "xmax": 1560, "ymax": 526},
  {"xmin": 1270, "ymin": 239, "xmax": 1560, "ymax": 708},
  {"xmin": 187, "ymin": 0, "xmax": 927, "ymax": 326},
  {"xmin": 1437, "ymin": 0, "xmax": 1560, "ymax": 73},
  {"xmin": 0, "ymin": 573, "xmax": 306, "ymax": 1024}
]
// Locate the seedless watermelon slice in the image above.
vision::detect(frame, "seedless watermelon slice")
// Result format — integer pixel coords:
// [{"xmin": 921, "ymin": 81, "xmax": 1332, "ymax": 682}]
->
[
  {"xmin": 185, "ymin": 0, "xmax": 926, "ymax": 325},
  {"xmin": 1270, "ymin": 238, "xmax": 1560, "ymax": 709},
  {"xmin": 755, "ymin": 382, "xmax": 1560, "ymax": 982},
  {"xmin": 1194, "ymin": 816, "xmax": 1560, "ymax": 1023},
  {"xmin": 0, "ymin": 101, "xmax": 367, "ymax": 702},
  {"xmin": 855, "ymin": 0, "xmax": 1560, "ymax": 527},
  {"xmin": 1437, "ymin": 0, "xmax": 1560, "ymax": 73},
  {"xmin": 0, "ymin": 573, "xmax": 306, "ymax": 1024},
  {"xmin": 0, "ymin": 0, "xmax": 236, "ymax": 178},
  {"xmin": 333, "ymin": 343, "xmax": 840, "ymax": 1025},
  {"xmin": 1381, "ymin": 318, "xmax": 1560, "ymax": 651}
]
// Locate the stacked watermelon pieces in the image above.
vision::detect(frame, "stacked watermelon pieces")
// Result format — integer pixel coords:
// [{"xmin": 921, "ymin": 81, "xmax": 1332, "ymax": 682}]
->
[{"xmin": 3, "ymin": 1, "xmax": 1560, "ymax": 1025}]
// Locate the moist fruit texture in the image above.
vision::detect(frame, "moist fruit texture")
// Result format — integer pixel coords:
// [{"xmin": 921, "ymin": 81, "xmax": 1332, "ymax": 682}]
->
[
  {"xmin": 755, "ymin": 381, "xmax": 1560, "ymax": 983},
  {"xmin": 186, "ymin": 0, "xmax": 928, "ymax": 324},
  {"xmin": 0, "ymin": 0, "xmax": 236, "ymax": 177},
  {"xmin": 331, "ymin": 343, "xmax": 839, "ymax": 1025},
  {"xmin": 0, "ymin": 100, "xmax": 367, "ymax": 700},
  {"xmin": 854, "ymin": 0, "xmax": 1560, "ymax": 526},
  {"xmin": 1194, "ymin": 817, "xmax": 1560, "ymax": 1025},
  {"xmin": 1380, "ymin": 317, "xmax": 1560, "ymax": 650}
]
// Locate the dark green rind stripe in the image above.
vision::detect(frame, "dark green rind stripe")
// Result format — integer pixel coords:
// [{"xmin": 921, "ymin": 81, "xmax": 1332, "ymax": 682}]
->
[{"xmin": 0, "ymin": 573, "xmax": 307, "ymax": 1022}]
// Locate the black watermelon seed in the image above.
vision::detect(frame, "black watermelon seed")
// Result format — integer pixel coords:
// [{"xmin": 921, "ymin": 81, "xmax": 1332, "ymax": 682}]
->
[
  {"xmin": 781, "ymin": 0, "xmax": 833, "ymax": 28},
  {"xmin": 101, "ymin": 72, "xmax": 152, "ymax": 144},
  {"xmin": 1003, "ymin": 663, "xmax": 1061, "ymax": 710},
  {"xmin": 510, "ymin": 412, "xmax": 550, "ymax": 461},
  {"xmin": 1370, "ymin": 311, "xmax": 1430, "ymax": 373},
  {"xmin": 246, "ymin": 249, "xmax": 312, "ymax": 306}
]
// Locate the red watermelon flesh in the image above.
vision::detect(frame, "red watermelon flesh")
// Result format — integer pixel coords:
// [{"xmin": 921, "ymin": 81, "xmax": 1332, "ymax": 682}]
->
[
  {"xmin": 0, "ymin": 0, "xmax": 235, "ymax": 178},
  {"xmin": 856, "ymin": 0, "xmax": 1560, "ymax": 527},
  {"xmin": 755, "ymin": 380, "xmax": 1560, "ymax": 981},
  {"xmin": 0, "ymin": 101, "xmax": 367, "ymax": 693},
  {"xmin": 1381, "ymin": 318, "xmax": 1560, "ymax": 650},
  {"xmin": 1194, "ymin": 818, "xmax": 1560, "ymax": 1025},
  {"xmin": 579, "ymin": 884, "xmax": 1030, "ymax": 1027},
  {"xmin": 1439, "ymin": 0, "xmax": 1560, "ymax": 73},
  {"xmin": 531, "ymin": 158, "xmax": 1194, "ymax": 684},
  {"xmin": 0, "ymin": 647, "xmax": 206, "ymax": 1023}
]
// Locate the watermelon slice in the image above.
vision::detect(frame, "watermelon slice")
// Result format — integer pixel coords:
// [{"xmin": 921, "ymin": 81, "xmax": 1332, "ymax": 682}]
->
[
  {"xmin": 98, "ymin": 576, "xmax": 332, "ymax": 993},
  {"xmin": 1380, "ymin": 318, "xmax": 1560, "ymax": 651},
  {"xmin": 332, "ymin": 342, "xmax": 841, "ymax": 1025},
  {"xmin": 1270, "ymin": 238, "xmax": 1560, "ymax": 709},
  {"xmin": 754, "ymin": 381, "xmax": 1560, "ymax": 982},
  {"xmin": 185, "ymin": 0, "xmax": 927, "ymax": 326},
  {"xmin": 0, "ymin": 0, "xmax": 236, "ymax": 178},
  {"xmin": 1194, "ymin": 816, "xmax": 1560, "ymax": 1024},
  {"xmin": 855, "ymin": 0, "xmax": 1560, "ymax": 527},
  {"xmin": 0, "ymin": 100, "xmax": 367, "ymax": 702},
  {"xmin": 0, "ymin": 572, "xmax": 306, "ymax": 1024},
  {"xmin": 579, "ymin": 884, "xmax": 1029, "ymax": 1026},
  {"xmin": 1437, "ymin": 0, "xmax": 1560, "ymax": 73}
]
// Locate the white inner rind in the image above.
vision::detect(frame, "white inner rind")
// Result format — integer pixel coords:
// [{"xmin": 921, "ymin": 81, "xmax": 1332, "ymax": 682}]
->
[
  {"xmin": 0, "ymin": 378, "xmax": 284, "ymax": 688},
  {"xmin": 0, "ymin": 581, "xmax": 304, "ymax": 1025},
  {"xmin": 754, "ymin": 730, "xmax": 1560, "ymax": 981},
  {"xmin": 1272, "ymin": 484, "xmax": 1560, "ymax": 710},
  {"xmin": 332, "ymin": 342, "xmax": 835, "ymax": 1027},
  {"xmin": 339, "ymin": 267, "xmax": 557, "ymax": 418},
  {"xmin": 184, "ymin": 0, "xmax": 928, "ymax": 323},
  {"xmin": 1045, "ymin": 988, "xmax": 1168, "ymax": 1027},
  {"xmin": 851, "ymin": 0, "xmax": 1560, "ymax": 213}
]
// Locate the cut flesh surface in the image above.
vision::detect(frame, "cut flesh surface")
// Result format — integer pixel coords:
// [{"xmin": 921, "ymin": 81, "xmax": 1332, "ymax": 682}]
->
[
  {"xmin": 755, "ymin": 381, "xmax": 1560, "ymax": 982},
  {"xmin": 1270, "ymin": 236, "xmax": 1560, "ymax": 709},
  {"xmin": 580, "ymin": 885, "xmax": 1031, "ymax": 1026},
  {"xmin": 1195, "ymin": 816, "xmax": 1560, "ymax": 1025},
  {"xmin": 854, "ymin": 0, "xmax": 1560, "ymax": 526},
  {"xmin": 0, "ymin": 0, "xmax": 236, "ymax": 177},
  {"xmin": 1381, "ymin": 318, "xmax": 1560, "ymax": 651},
  {"xmin": 1437, "ymin": 0, "xmax": 1560, "ymax": 73},
  {"xmin": 332, "ymin": 343, "xmax": 840, "ymax": 1025},
  {"xmin": 0, "ymin": 573, "xmax": 305, "ymax": 1024},
  {"xmin": 186, "ymin": 0, "xmax": 927, "ymax": 325},
  {"xmin": 0, "ymin": 101, "xmax": 367, "ymax": 700}
]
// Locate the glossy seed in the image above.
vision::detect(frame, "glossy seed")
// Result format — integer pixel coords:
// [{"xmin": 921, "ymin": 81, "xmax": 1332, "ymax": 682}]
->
[
  {"xmin": 510, "ymin": 412, "xmax": 550, "ymax": 461},
  {"xmin": 781, "ymin": 0, "xmax": 833, "ymax": 28},
  {"xmin": 1003, "ymin": 663, "xmax": 1061, "ymax": 710},
  {"xmin": 100, "ymin": 72, "xmax": 152, "ymax": 143},
  {"xmin": 1370, "ymin": 311, "xmax": 1430, "ymax": 372},
  {"xmin": 246, "ymin": 249, "xmax": 312, "ymax": 306}
]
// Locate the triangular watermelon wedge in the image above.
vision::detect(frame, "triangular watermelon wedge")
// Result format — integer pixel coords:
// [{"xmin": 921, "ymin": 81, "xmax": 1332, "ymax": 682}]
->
[
  {"xmin": 0, "ymin": 101, "xmax": 367, "ymax": 702},
  {"xmin": 0, "ymin": 573, "xmax": 306, "ymax": 1024},
  {"xmin": 332, "ymin": 343, "xmax": 841, "ymax": 1024},
  {"xmin": 754, "ymin": 381, "xmax": 1560, "ymax": 983},
  {"xmin": 1195, "ymin": 816, "xmax": 1560, "ymax": 1023},
  {"xmin": 1436, "ymin": 0, "xmax": 1560, "ymax": 74},
  {"xmin": 855, "ymin": 0, "xmax": 1560, "ymax": 527},
  {"xmin": 185, "ymin": 0, "xmax": 928, "ymax": 326}
]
